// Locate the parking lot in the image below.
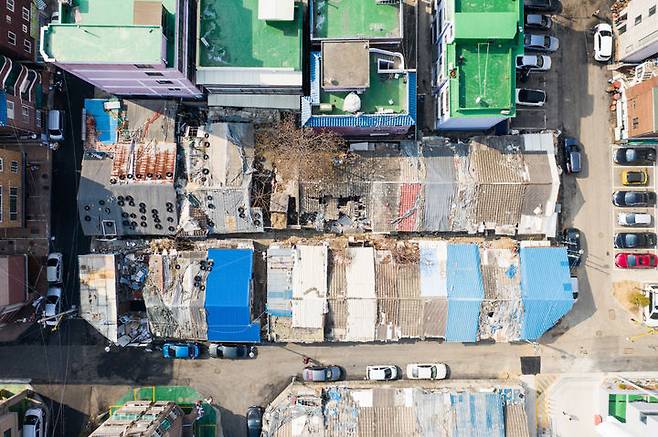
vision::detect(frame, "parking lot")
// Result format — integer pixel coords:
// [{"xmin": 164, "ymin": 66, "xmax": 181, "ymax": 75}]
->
[{"xmin": 610, "ymin": 144, "xmax": 658, "ymax": 280}]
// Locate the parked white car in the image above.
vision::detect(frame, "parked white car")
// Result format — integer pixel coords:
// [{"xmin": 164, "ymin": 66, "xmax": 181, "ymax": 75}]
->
[
  {"xmin": 44, "ymin": 287, "xmax": 63, "ymax": 326},
  {"xmin": 46, "ymin": 252, "xmax": 63, "ymax": 284},
  {"xmin": 406, "ymin": 363, "xmax": 449, "ymax": 380},
  {"xmin": 516, "ymin": 88, "xmax": 546, "ymax": 107},
  {"xmin": 617, "ymin": 212, "xmax": 652, "ymax": 227},
  {"xmin": 593, "ymin": 23, "xmax": 613, "ymax": 62},
  {"xmin": 366, "ymin": 365, "xmax": 399, "ymax": 381},
  {"xmin": 22, "ymin": 408, "xmax": 46, "ymax": 437},
  {"xmin": 516, "ymin": 55, "xmax": 552, "ymax": 71},
  {"xmin": 644, "ymin": 286, "xmax": 658, "ymax": 328}
]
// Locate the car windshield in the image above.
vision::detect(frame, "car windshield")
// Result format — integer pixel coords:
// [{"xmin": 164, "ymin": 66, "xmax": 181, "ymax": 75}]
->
[
  {"xmin": 651, "ymin": 312, "xmax": 658, "ymax": 320},
  {"xmin": 536, "ymin": 56, "xmax": 544, "ymax": 67},
  {"xmin": 544, "ymin": 36, "xmax": 551, "ymax": 46},
  {"xmin": 24, "ymin": 415, "xmax": 38, "ymax": 425},
  {"xmin": 521, "ymin": 90, "xmax": 543, "ymax": 102},
  {"xmin": 626, "ymin": 235, "xmax": 638, "ymax": 245},
  {"xmin": 627, "ymin": 172, "xmax": 644, "ymax": 182},
  {"xmin": 384, "ymin": 368, "xmax": 392, "ymax": 378},
  {"xmin": 600, "ymin": 30, "xmax": 612, "ymax": 37},
  {"xmin": 626, "ymin": 150, "xmax": 637, "ymax": 161},
  {"xmin": 431, "ymin": 367, "xmax": 437, "ymax": 378},
  {"xmin": 627, "ymin": 255, "xmax": 637, "ymax": 266},
  {"xmin": 541, "ymin": 16, "xmax": 549, "ymax": 25},
  {"xmin": 47, "ymin": 258, "xmax": 58, "ymax": 267}
]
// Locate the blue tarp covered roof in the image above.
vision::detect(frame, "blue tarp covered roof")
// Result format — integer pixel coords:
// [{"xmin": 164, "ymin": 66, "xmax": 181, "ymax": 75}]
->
[
  {"xmin": 205, "ymin": 248, "xmax": 261, "ymax": 343},
  {"xmin": 450, "ymin": 392, "xmax": 505, "ymax": 437},
  {"xmin": 84, "ymin": 99, "xmax": 118, "ymax": 144},
  {"xmin": 519, "ymin": 247, "xmax": 574, "ymax": 341},
  {"xmin": 445, "ymin": 244, "xmax": 483, "ymax": 342}
]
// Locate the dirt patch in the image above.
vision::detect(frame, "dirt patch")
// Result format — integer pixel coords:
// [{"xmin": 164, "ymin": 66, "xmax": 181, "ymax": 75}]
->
[{"xmin": 612, "ymin": 280, "xmax": 645, "ymax": 318}]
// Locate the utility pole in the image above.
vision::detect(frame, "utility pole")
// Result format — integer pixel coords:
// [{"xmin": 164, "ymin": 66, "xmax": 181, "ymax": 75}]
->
[{"xmin": 36, "ymin": 306, "xmax": 78, "ymax": 330}]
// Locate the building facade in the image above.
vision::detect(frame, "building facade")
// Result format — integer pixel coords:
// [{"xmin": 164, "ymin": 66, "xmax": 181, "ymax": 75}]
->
[
  {"xmin": 90, "ymin": 401, "xmax": 183, "ymax": 437},
  {"xmin": 432, "ymin": 0, "xmax": 523, "ymax": 130},
  {"xmin": 0, "ymin": 54, "xmax": 43, "ymax": 135},
  {"xmin": 0, "ymin": 0, "xmax": 36, "ymax": 61},
  {"xmin": 613, "ymin": 1, "xmax": 658, "ymax": 62},
  {"xmin": 0, "ymin": 254, "xmax": 27, "ymax": 325},
  {"xmin": 40, "ymin": 0, "xmax": 201, "ymax": 98},
  {"xmin": 0, "ymin": 148, "xmax": 24, "ymax": 229}
]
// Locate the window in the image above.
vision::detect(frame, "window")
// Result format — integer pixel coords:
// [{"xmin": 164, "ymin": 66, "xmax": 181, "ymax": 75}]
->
[
  {"xmin": 145, "ymin": 72, "xmax": 163, "ymax": 76},
  {"xmin": 4, "ymin": 428, "xmax": 12, "ymax": 437},
  {"xmin": 35, "ymin": 109, "xmax": 41, "ymax": 128},
  {"xmin": 0, "ymin": 186, "xmax": 3, "ymax": 222},
  {"xmin": 167, "ymin": 87, "xmax": 181, "ymax": 91},
  {"xmin": 6, "ymin": 101, "xmax": 14, "ymax": 119},
  {"xmin": 21, "ymin": 105, "xmax": 29, "ymax": 117},
  {"xmin": 619, "ymin": 24, "xmax": 627, "ymax": 34},
  {"xmin": 134, "ymin": 64, "xmax": 154, "ymax": 69},
  {"xmin": 5, "ymin": 14, "xmax": 11, "ymax": 23},
  {"xmin": 0, "ymin": 158, "xmax": 4, "ymax": 172},
  {"xmin": 6, "ymin": 0, "xmax": 14, "ymax": 12},
  {"xmin": 635, "ymin": 15, "xmax": 642, "ymax": 25},
  {"xmin": 7, "ymin": 31, "xmax": 16, "ymax": 46},
  {"xmin": 633, "ymin": 117, "xmax": 640, "ymax": 128},
  {"xmin": 9, "ymin": 187, "xmax": 17, "ymax": 221},
  {"xmin": 156, "ymin": 79, "xmax": 173, "ymax": 84},
  {"xmin": 651, "ymin": 6, "xmax": 656, "ymax": 16},
  {"xmin": 22, "ymin": 24, "xmax": 27, "ymax": 33},
  {"xmin": 10, "ymin": 160, "xmax": 18, "ymax": 173},
  {"xmin": 23, "ymin": 39, "xmax": 31, "ymax": 53},
  {"xmin": 21, "ymin": 6, "xmax": 29, "ymax": 21}
]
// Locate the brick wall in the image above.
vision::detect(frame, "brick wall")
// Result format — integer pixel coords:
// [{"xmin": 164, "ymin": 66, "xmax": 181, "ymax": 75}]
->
[{"xmin": 0, "ymin": 0, "xmax": 35, "ymax": 61}]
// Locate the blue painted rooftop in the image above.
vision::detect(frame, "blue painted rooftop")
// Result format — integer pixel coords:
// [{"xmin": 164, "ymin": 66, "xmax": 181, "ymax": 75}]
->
[
  {"xmin": 445, "ymin": 299, "xmax": 481, "ymax": 342},
  {"xmin": 0, "ymin": 92, "xmax": 6, "ymax": 126},
  {"xmin": 84, "ymin": 99, "xmax": 118, "ymax": 144},
  {"xmin": 205, "ymin": 248, "xmax": 260, "ymax": 343},
  {"xmin": 519, "ymin": 247, "xmax": 574, "ymax": 341},
  {"xmin": 447, "ymin": 244, "xmax": 484, "ymax": 299}
]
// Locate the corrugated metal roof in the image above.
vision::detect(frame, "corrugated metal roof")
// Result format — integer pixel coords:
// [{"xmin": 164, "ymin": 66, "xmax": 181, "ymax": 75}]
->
[
  {"xmin": 345, "ymin": 298, "xmax": 376, "ymax": 341},
  {"xmin": 423, "ymin": 298, "xmax": 448, "ymax": 338},
  {"xmin": 447, "ymin": 244, "xmax": 484, "ymax": 299},
  {"xmin": 291, "ymin": 298, "xmax": 326, "ymax": 329},
  {"xmin": 445, "ymin": 299, "xmax": 481, "ymax": 342},
  {"xmin": 505, "ymin": 403, "xmax": 531, "ymax": 437},
  {"xmin": 293, "ymin": 245, "xmax": 328, "ymax": 298},
  {"xmin": 205, "ymin": 248, "xmax": 260, "ymax": 343},
  {"xmin": 419, "ymin": 240, "xmax": 448, "ymax": 297},
  {"xmin": 519, "ymin": 247, "xmax": 574, "ymax": 341},
  {"xmin": 450, "ymin": 392, "xmax": 505, "ymax": 437},
  {"xmin": 207, "ymin": 93, "xmax": 300, "ymax": 109},
  {"xmin": 305, "ymin": 113, "xmax": 416, "ymax": 128},
  {"xmin": 266, "ymin": 247, "xmax": 295, "ymax": 317},
  {"xmin": 346, "ymin": 247, "xmax": 375, "ymax": 298},
  {"xmin": 396, "ymin": 183, "xmax": 421, "ymax": 231}
]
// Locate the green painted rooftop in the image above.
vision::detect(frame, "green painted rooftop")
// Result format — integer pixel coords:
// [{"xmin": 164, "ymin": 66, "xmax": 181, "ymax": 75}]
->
[
  {"xmin": 312, "ymin": 0, "xmax": 401, "ymax": 40},
  {"xmin": 42, "ymin": 0, "xmax": 175, "ymax": 64},
  {"xmin": 454, "ymin": 0, "xmax": 518, "ymax": 13},
  {"xmin": 445, "ymin": 0, "xmax": 523, "ymax": 119},
  {"xmin": 197, "ymin": 0, "xmax": 302, "ymax": 69},
  {"xmin": 315, "ymin": 54, "xmax": 407, "ymax": 115}
]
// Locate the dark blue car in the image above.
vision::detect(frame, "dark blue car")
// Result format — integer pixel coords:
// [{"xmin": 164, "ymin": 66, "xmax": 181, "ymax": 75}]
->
[{"xmin": 162, "ymin": 342, "xmax": 200, "ymax": 359}]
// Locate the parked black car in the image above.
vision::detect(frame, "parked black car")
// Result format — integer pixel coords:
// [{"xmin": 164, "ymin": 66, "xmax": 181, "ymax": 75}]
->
[
  {"xmin": 612, "ymin": 191, "xmax": 657, "ymax": 207},
  {"xmin": 524, "ymin": 0, "xmax": 560, "ymax": 12},
  {"xmin": 246, "ymin": 406, "xmax": 263, "ymax": 437},
  {"xmin": 563, "ymin": 137, "xmax": 582, "ymax": 174},
  {"xmin": 562, "ymin": 228, "xmax": 582, "ymax": 266},
  {"xmin": 209, "ymin": 343, "xmax": 257, "ymax": 359},
  {"xmin": 614, "ymin": 147, "xmax": 656, "ymax": 166},
  {"xmin": 614, "ymin": 232, "xmax": 657, "ymax": 249}
]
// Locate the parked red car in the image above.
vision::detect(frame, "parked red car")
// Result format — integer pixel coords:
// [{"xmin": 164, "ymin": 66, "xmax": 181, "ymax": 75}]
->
[{"xmin": 615, "ymin": 253, "xmax": 658, "ymax": 269}]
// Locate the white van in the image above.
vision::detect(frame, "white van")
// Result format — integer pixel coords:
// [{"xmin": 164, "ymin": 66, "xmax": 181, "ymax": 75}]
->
[
  {"xmin": 22, "ymin": 408, "xmax": 46, "ymax": 437},
  {"xmin": 47, "ymin": 110, "xmax": 64, "ymax": 142}
]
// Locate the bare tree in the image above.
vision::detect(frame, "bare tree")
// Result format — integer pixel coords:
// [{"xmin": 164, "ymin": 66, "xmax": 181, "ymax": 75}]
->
[{"xmin": 255, "ymin": 114, "xmax": 346, "ymax": 181}]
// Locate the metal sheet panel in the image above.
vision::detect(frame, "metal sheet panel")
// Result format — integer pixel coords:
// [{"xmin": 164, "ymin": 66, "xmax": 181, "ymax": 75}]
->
[
  {"xmin": 445, "ymin": 299, "xmax": 481, "ymax": 342},
  {"xmin": 346, "ymin": 247, "xmax": 375, "ymax": 298},
  {"xmin": 345, "ymin": 298, "xmax": 376, "ymax": 341},
  {"xmin": 419, "ymin": 240, "xmax": 448, "ymax": 297},
  {"xmin": 266, "ymin": 247, "xmax": 295, "ymax": 317},
  {"xmin": 450, "ymin": 392, "xmax": 505, "ymax": 437},
  {"xmin": 207, "ymin": 93, "xmax": 301, "ymax": 109},
  {"xmin": 293, "ymin": 245, "xmax": 328, "ymax": 298},
  {"xmin": 446, "ymin": 244, "xmax": 484, "ymax": 299}
]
